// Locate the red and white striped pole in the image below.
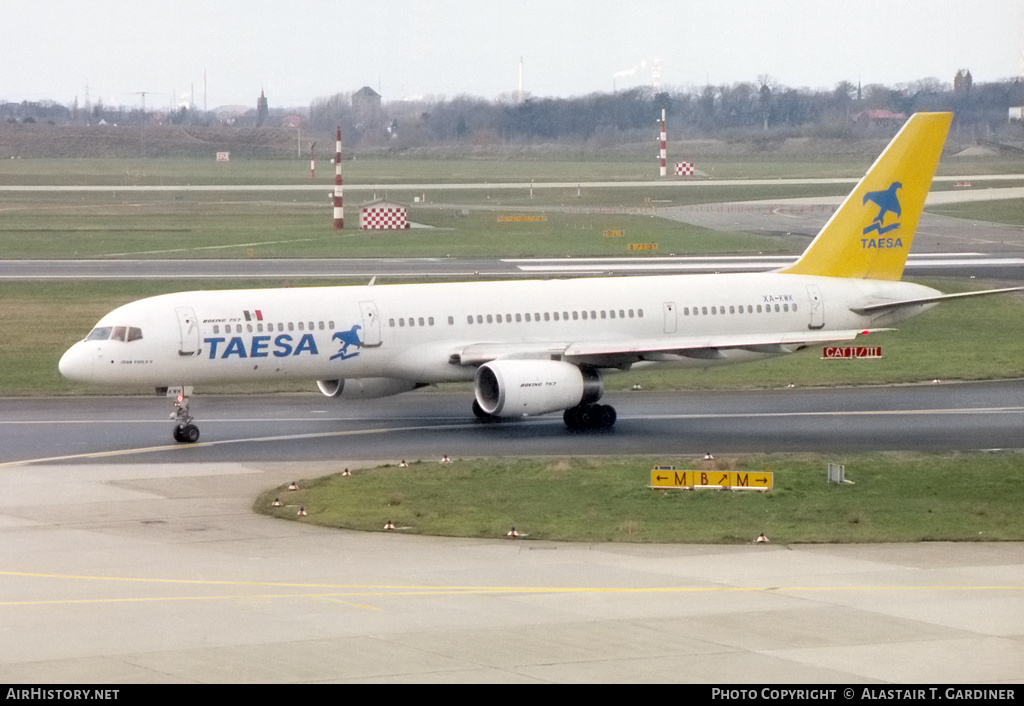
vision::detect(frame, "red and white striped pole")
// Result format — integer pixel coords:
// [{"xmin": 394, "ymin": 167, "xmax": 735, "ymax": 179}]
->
[
  {"xmin": 659, "ymin": 106, "xmax": 667, "ymax": 177},
  {"xmin": 310, "ymin": 141, "xmax": 316, "ymax": 180},
  {"xmin": 333, "ymin": 126, "xmax": 344, "ymax": 229}
]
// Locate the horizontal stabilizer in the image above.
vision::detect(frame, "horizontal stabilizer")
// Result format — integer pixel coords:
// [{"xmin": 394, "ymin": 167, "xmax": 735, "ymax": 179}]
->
[{"xmin": 850, "ymin": 287, "xmax": 1024, "ymax": 315}]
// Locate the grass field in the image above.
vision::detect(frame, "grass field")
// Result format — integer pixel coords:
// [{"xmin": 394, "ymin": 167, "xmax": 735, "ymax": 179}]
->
[{"xmin": 254, "ymin": 452, "xmax": 1024, "ymax": 543}]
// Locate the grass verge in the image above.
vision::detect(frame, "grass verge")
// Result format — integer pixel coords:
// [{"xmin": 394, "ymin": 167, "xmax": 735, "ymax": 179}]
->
[{"xmin": 254, "ymin": 452, "xmax": 1024, "ymax": 544}]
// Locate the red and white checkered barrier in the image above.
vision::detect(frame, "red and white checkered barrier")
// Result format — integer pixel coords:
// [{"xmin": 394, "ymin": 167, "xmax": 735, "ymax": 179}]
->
[
  {"xmin": 675, "ymin": 162, "xmax": 694, "ymax": 176},
  {"xmin": 360, "ymin": 207, "xmax": 408, "ymax": 230}
]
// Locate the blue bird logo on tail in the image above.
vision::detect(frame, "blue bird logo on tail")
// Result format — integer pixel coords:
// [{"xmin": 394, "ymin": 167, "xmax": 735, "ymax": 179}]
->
[
  {"xmin": 862, "ymin": 181, "xmax": 902, "ymax": 235},
  {"xmin": 330, "ymin": 325, "xmax": 362, "ymax": 360}
]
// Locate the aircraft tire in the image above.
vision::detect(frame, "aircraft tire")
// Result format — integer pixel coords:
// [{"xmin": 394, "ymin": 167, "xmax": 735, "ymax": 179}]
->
[
  {"xmin": 564, "ymin": 404, "xmax": 616, "ymax": 431},
  {"xmin": 174, "ymin": 424, "xmax": 200, "ymax": 443}
]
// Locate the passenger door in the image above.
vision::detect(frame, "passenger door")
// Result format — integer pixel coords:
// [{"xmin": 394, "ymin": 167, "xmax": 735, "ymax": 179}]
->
[
  {"xmin": 175, "ymin": 307, "xmax": 201, "ymax": 357},
  {"xmin": 806, "ymin": 286, "xmax": 824, "ymax": 329},
  {"xmin": 359, "ymin": 301, "xmax": 382, "ymax": 347}
]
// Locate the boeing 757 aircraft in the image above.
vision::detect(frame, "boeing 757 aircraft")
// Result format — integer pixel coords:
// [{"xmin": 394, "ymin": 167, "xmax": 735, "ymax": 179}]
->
[{"xmin": 59, "ymin": 112, "xmax": 1017, "ymax": 442}]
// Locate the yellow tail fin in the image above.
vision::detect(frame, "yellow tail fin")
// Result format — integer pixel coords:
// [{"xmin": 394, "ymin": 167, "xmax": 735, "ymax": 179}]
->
[{"xmin": 781, "ymin": 112, "xmax": 952, "ymax": 281}]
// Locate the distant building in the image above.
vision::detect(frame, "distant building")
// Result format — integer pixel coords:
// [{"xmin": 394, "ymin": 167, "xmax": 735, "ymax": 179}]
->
[
  {"xmin": 352, "ymin": 86, "xmax": 382, "ymax": 127},
  {"xmin": 852, "ymin": 109, "xmax": 907, "ymax": 128},
  {"xmin": 359, "ymin": 198, "xmax": 408, "ymax": 230},
  {"xmin": 256, "ymin": 89, "xmax": 268, "ymax": 127},
  {"xmin": 954, "ymin": 69, "xmax": 973, "ymax": 95}
]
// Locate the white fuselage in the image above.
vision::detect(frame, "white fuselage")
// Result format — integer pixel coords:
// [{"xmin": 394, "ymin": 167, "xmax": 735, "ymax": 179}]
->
[{"xmin": 58, "ymin": 272, "xmax": 939, "ymax": 389}]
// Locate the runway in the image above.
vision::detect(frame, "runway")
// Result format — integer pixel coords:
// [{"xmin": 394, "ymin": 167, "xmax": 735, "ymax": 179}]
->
[
  {"xmin": 3, "ymin": 382, "xmax": 1024, "ymax": 467},
  {"xmin": 1, "ymin": 384, "xmax": 1023, "ymax": 683}
]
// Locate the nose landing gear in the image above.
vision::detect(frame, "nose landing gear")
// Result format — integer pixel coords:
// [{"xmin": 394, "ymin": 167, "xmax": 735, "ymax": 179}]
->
[{"xmin": 169, "ymin": 387, "xmax": 200, "ymax": 443}]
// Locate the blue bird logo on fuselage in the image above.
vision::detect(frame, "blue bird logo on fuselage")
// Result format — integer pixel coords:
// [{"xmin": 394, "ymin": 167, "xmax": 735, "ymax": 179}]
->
[
  {"xmin": 330, "ymin": 325, "xmax": 362, "ymax": 360},
  {"xmin": 862, "ymin": 181, "xmax": 902, "ymax": 236}
]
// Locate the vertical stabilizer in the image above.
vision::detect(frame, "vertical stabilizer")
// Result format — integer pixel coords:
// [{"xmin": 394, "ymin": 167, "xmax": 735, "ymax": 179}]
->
[{"xmin": 781, "ymin": 112, "xmax": 952, "ymax": 280}]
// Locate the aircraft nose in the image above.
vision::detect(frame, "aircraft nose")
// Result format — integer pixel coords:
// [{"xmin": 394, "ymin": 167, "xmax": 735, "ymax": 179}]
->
[{"xmin": 58, "ymin": 342, "xmax": 94, "ymax": 382}]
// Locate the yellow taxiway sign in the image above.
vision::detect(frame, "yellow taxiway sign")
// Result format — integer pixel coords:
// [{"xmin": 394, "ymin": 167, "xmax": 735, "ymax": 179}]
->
[{"xmin": 650, "ymin": 467, "xmax": 773, "ymax": 491}]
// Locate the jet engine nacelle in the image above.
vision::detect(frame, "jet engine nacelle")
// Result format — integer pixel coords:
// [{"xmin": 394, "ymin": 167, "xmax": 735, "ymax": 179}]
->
[
  {"xmin": 474, "ymin": 360, "xmax": 603, "ymax": 417},
  {"xmin": 317, "ymin": 378, "xmax": 421, "ymax": 400}
]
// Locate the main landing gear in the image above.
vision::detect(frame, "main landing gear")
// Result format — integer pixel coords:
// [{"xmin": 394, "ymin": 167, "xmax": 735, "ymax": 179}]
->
[
  {"xmin": 470, "ymin": 400, "xmax": 617, "ymax": 430},
  {"xmin": 170, "ymin": 389, "xmax": 200, "ymax": 443},
  {"xmin": 563, "ymin": 403, "xmax": 617, "ymax": 431}
]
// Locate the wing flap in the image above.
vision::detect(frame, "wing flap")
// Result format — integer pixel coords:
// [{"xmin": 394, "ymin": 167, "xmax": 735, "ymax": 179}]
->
[
  {"xmin": 453, "ymin": 329, "xmax": 891, "ymax": 367},
  {"xmin": 564, "ymin": 329, "xmax": 889, "ymax": 358}
]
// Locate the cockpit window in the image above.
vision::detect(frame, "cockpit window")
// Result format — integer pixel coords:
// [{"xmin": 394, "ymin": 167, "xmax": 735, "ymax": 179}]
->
[
  {"xmin": 85, "ymin": 326, "xmax": 143, "ymax": 342},
  {"xmin": 86, "ymin": 327, "xmax": 112, "ymax": 341}
]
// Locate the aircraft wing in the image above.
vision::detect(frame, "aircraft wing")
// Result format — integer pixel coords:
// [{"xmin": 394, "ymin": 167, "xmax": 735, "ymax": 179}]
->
[{"xmin": 453, "ymin": 328, "xmax": 890, "ymax": 367}]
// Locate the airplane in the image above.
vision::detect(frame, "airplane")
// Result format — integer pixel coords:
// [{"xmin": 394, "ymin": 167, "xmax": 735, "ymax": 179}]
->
[{"xmin": 59, "ymin": 112, "xmax": 1020, "ymax": 443}]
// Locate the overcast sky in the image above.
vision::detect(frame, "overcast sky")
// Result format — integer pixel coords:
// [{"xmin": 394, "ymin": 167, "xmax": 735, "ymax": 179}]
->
[{"xmin": 3, "ymin": 0, "xmax": 1022, "ymax": 111}]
